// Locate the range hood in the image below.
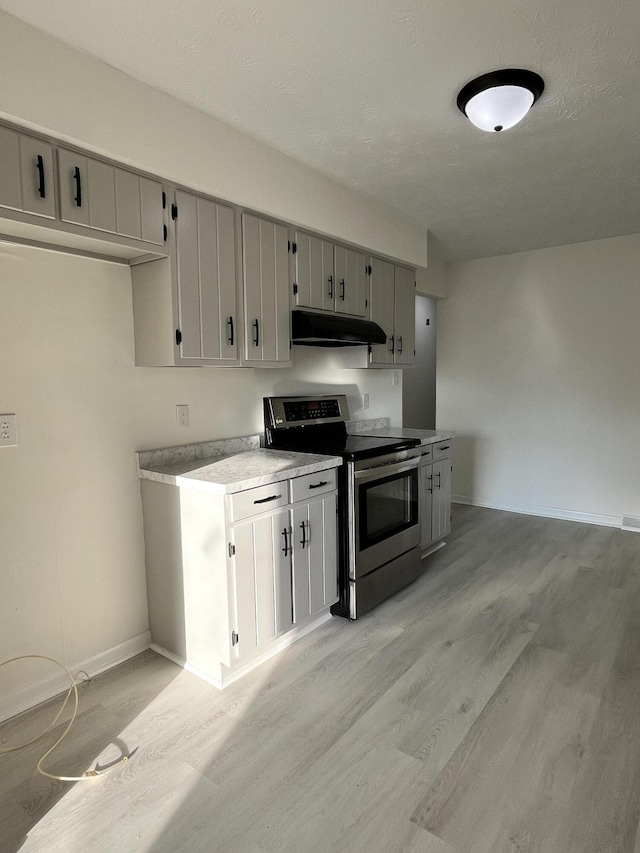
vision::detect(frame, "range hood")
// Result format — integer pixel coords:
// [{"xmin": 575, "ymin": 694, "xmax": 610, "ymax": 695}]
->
[{"xmin": 291, "ymin": 310, "xmax": 387, "ymax": 347}]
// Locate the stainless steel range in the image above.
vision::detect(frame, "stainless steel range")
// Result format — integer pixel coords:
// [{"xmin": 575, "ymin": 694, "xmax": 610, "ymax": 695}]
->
[{"xmin": 264, "ymin": 394, "xmax": 423, "ymax": 619}]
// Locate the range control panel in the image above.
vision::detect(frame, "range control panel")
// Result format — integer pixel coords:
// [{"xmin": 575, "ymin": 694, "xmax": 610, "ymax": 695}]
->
[
  {"xmin": 283, "ymin": 398, "xmax": 341, "ymax": 422},
  {"xmin": 265, "ymin": 395, "xmax": 349, "ymax": 428}
]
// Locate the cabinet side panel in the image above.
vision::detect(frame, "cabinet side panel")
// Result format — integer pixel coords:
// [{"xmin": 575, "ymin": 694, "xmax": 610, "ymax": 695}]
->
[
  {"xmin": 131, "ymin": 256, "xmax": 177, "ymax": 365},
  {"xmin": 292, "ymin": 504, "xmax": 311, "ymax": 622},
  {"xmin": 252, "ymin": 515, "xmax": 277, "ymax": 647},
  {"xmin": 141, "ymin": 481, "xmax": 187, "ymax": 660},
  {"xmin": 259, "ymin": 219, "xmax": 277, "ymax": 362}
]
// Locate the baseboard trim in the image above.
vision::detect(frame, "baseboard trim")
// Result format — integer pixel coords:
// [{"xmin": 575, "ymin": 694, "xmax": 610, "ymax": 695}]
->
[
  {"xmin": 452, "ymin": 495, "xmax": 619, "ymax": 528},
  {"xmin": 1, "ymin": 631, "xmax": 151, "ymax": 724},
  {"xmin": 151, "ymin": 610, "xmax": 334, "ymax": 690}
]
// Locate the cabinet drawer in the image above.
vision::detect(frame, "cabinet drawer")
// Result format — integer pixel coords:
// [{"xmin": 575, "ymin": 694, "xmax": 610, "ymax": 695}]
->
[
  {"xmin": 432, "ymin": 440, "xmax": 453, "ymax": 461},
  {"xmin": 290, "ymin": 469, "xmax": 337, "ymax": 504},
  {"xmin": 229, "ymin": 482, "xmax": 289, "ymax": 521}
]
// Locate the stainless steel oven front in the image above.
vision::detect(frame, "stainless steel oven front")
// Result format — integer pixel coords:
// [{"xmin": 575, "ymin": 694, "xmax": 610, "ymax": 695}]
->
[{"xmin": 347, "ymin": 448, "xmax": 421, "ymax": 581}]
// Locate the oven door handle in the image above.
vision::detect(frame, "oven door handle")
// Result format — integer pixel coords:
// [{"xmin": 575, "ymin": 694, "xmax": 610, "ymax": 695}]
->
[{"xmin": 353, "ymin": 457, "xmax": 419, "ymax": 482}]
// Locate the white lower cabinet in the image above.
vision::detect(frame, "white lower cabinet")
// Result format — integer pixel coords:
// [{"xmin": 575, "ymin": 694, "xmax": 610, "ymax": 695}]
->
[
  {"xmin": 420, "ymin": 441, "xmax": 453, "ymax": 554},
  {"xmin": 141, "ymin": 468, "xmax": 338, "ymax": 689}
]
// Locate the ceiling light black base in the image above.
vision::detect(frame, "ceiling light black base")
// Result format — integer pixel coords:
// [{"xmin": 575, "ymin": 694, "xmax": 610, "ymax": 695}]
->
[{"xmin": 457, "ymin": 68, "xmax": 545, "ymax": 117}]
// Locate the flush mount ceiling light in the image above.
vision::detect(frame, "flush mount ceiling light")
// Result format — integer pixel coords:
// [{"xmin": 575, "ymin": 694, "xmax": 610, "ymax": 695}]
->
[{"xmin": 457, "ymin": 69, "xmax": 545, "ymax": 133}]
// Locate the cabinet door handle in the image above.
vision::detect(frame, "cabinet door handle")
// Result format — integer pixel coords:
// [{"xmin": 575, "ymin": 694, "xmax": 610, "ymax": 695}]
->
[
  {"xmin": 340, "ymin": 278, "xmax": 345, "ymax": 301},
  {"xmin": 282, "ymin": 527, "xmax": 291, "ymax": 556},
  {"xmin": 398, "ymin": 335, "xmax": 403, "ymax": 353},
  {"xmin": 253, "ymin": 319, "xmax": 260, "ymax": 347},
  {"xmin": 36, "ymin": 155, "xmax": 46, "ymax": 198},
  {"xmin": 227, "ymin": 316, "xmax": 234, "ymax": 346},
  {"xmin": 253, "ymin": 493, "xmax": 282, "ymax": 505},
  {"xmin": 428, "ymin": 474, "xmax": 433, "ymax": 494},
  {"xmin": 73, "ymin": 166, "xmax": 82, "ymax": 207},
  {"xmin": 299, "ymin": 520, "xmax": 307, "ymax": 549},
  {"xmin": 308, "ymin": 480, "xmax": 328, "ymax": 489},
  {"xmin": 390, "ymin": 335, "xmax": 395, "ymax": 354},
  {"xmin": 328, "ymin": 275, "xmax": 333, "ymax": 299},
  {"xmin": 436, "ymin": 472, "xmax": 441, "ymax": 489}
]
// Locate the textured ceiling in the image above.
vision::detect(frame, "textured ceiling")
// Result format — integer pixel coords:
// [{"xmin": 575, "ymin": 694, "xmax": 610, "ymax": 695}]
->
[{"xmin": 2, "ymin": 0, "xmax": 640, "ymax": 262}]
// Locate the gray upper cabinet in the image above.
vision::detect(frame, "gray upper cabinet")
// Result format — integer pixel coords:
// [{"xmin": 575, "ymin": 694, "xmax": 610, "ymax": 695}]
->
[
  {"xmin": 291, "ymin": 232, "xmax": 367, "ymax": 318},
  {"xmin": 369, "ymin": 258, "xmax": 415, "ymax": 366},
  {"xmin": 131, "ymin": 189, "xmax": 239, "ymax": 367},
  {"xmin": 333, "ymin": 244, "xmax": 368, "ymax": 317},
  {"xmin": 369, "ymin": 258, "xmax": 396, "ymax": 365},
  {"xmin": 242, "ymin": 213, "xmax": 291, "ymax": 365},
  {"xmin": 393, "ymin": 265, "xmax": 416, "ymax": 365},
  {"xmin": 292, "ymin": 231, "xmax": 335, "ymax": 312},
  {"xmin": 58, "ymin": 147, "xmax": 165, "ymax": 246},
  {"xmin": 175, "ymin": 190, "xmax": 238, "ymax": 363},
  {"xmin": 0, "ymin": 127, "xmax": 55, "ymax": 220}
]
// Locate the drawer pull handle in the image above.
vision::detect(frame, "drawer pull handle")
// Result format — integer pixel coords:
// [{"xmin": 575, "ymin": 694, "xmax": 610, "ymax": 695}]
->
[
  {"xmin": 254, "ymin": 494, "xmax": 282, "ymax": 505},
  {"xmin": 439, "ymin": 445, "xmax": 450, "ymax": 450},
  {"xmin": 308, "ymin": 480, "xmax": 328, "ymax": 489}
]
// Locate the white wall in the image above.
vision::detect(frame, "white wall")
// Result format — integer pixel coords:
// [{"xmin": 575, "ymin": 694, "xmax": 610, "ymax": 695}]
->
[
  {"xmin": 0, "ymin": 244, "xmax": 400, "ymax": 715},
  {"xmin": 437, "ymin": 233, "xmax": 640, "ymax": 525}
]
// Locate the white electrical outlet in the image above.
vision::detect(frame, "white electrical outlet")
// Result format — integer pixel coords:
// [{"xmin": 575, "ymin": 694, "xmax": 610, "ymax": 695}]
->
[
  {"xmin": 0, "ymin": 414, "xmax": 17, "ymax": 447},
  {"xmin": 176, "ymin": 404, "xmax": 190, "ymax": 427},
  {"xmin": 392, "ymin": 371, "xmax": 399, "ymax": 386},
  {"xmin": 362, "ymin": 394, "xmax": 369, "ymax": 409}
]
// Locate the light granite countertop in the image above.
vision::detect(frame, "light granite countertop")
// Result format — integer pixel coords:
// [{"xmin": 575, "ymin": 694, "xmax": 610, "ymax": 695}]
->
[
  {"xmin": 354, "ymin": 427, "xmax": 455, "ymax": 446},
  {"xmin": 137, "ymin": 436, "xmax": 341, "ymax": 495}
]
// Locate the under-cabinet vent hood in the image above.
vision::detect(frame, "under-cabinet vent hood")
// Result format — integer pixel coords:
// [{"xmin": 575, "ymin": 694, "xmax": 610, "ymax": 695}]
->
[{"xmin": 291, "ymin": 310, "xmax": 387, "ymax": 347}]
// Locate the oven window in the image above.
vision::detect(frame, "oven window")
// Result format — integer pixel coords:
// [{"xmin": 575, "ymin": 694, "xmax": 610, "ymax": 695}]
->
[{"xmin": 358, "ymin": 467, "xmax": 418, "ymax": 550}]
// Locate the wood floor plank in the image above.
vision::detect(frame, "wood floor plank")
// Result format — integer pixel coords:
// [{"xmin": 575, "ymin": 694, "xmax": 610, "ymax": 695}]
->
[{"xmin": 3, "ymin": 506, "xmax": 640, "ymax": 853}]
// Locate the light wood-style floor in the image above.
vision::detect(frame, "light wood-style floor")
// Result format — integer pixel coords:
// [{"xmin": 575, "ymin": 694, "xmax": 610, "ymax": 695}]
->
[{"xmin": 3, "ymin": 505, "xmax": 640, "ymax": 853}]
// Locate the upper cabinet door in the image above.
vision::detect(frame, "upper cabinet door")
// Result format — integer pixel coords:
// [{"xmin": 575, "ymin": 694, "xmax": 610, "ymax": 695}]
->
[
  {"xmin": 293, "ymin": 231, "xmax": 335, "ymax": 311},
  {"xmin": 174, "ymin": 190, "xmax": 238, "ymax": 364},
  {"xmin": 369, "ymin": 257, "xmax": 395, "ymax": 365},
  {"xmin": 58, "ymin": 148, "xmax": 90, "ymax": 226},
  {"xmin": 334, "ymin": 245, "xmax": 366, "ymax": 317},
  {"xmin": 19, "ymin": 135, "xmax": 56, "ymax": 219},
  {"xmin": 58, "ymin": 147, "xmax": 165, "ymax": 246},
  {"xmin": 0, "ymin": 128, "xmax": 55, "ymax": 220},
  {"xmin": 393, "ymin": 265, "xmax": 415, "ymax": 365},
  {"xmin": 242, "ymin": 213, "xmax": 290, "ymax": 365}
]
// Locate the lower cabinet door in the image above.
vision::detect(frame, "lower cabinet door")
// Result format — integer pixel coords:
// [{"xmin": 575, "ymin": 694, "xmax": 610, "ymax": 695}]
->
[
  {"xmin": 232, "ymin": 509, "xmax": 292, "ymax": 659},
  {"xmin": 420, "ymin": 463, "xmax": 433, "ymax": 550},
  {"xmin": 431, "ymin": 458, "xmax": 452, "ymax": 542},
  {"xmin": 292, "ymin": 493, "xmax": 338, "ymax": 623}
]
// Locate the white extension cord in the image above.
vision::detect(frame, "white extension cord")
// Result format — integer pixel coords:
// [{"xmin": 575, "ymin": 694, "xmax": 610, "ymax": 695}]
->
[{"xmin": 0, "ymin": 654, "xmax": 129, "ymax": 782}]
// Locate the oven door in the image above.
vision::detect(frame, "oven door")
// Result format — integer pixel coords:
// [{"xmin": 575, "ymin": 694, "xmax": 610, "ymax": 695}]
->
[{"xmin": 350, "ymin": 455, "xmax": 420, "ymax": 579}]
